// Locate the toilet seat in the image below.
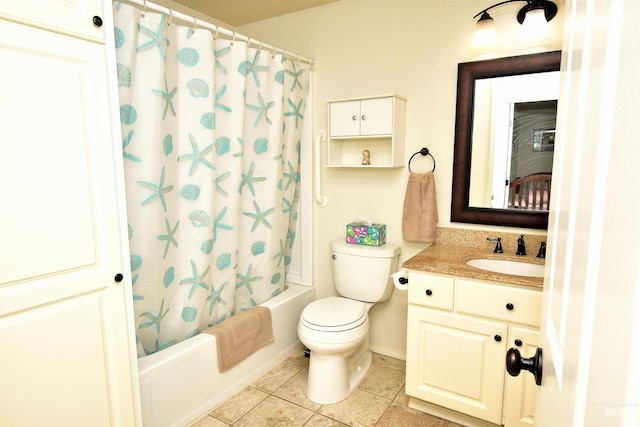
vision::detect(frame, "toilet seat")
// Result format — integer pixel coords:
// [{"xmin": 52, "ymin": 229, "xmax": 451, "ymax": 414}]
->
[{"xmin": 300, "ymin": 297, "xmax": 367, "ymax": 332}]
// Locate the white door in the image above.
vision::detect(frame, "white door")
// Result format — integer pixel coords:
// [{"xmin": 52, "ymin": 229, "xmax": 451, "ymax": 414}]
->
[
  {"xmin": 0, "ymin": 1, "xmax": 140, "ymax": 426},
  {"xmin": 534, "ymin": 0, "xmax": 640, "ymax": 426}
]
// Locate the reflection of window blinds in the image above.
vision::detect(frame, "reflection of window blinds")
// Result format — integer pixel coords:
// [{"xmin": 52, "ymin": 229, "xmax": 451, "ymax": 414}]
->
[{"xmin": 510, "ymin": 100, "xmax": 557, "ymax": 181}]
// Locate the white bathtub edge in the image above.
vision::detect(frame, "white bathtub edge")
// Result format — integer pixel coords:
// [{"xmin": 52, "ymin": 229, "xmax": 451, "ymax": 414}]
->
[{"xmin": 139, "ymin": 283, "xmax": 315, "ymax": 427}]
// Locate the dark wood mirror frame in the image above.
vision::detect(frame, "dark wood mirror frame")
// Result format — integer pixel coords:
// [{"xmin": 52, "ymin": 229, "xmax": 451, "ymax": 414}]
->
[{"xmin": 451, "ymin": 50, "xmax": 562, "ymax": 230}]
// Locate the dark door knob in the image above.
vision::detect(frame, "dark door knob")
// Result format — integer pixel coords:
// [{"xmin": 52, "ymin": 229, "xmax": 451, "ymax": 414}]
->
[{"xmin": 506, "ymin": 347, "xmax": 543, "ymax": 386}]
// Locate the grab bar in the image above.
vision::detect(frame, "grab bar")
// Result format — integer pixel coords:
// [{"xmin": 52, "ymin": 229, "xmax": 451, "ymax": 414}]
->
[{"xmin": 314, "ymin": 130, "xmax": 327, "ymax": 207}]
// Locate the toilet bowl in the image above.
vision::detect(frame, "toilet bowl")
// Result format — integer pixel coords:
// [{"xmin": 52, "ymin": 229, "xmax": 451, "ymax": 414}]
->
[
  {"xmin": 297, "ymin": 241, "xmax": 400, "ymax": 404},
  {"xmin": 298, "ymin": 297, "xmax": 372, "ymax": 404}
]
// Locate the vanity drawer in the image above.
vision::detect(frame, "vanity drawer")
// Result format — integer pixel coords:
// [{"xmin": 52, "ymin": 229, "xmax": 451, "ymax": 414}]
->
[
  {"xmin": 408, "ymin": 272, "xmax": 454, "ymax": 311},
  {"xmin": 455, "ymin": 279, "xmax": 542, "ymax": 327}
]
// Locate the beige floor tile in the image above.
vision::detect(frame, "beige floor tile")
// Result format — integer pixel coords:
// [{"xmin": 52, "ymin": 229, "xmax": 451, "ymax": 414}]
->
[
  {"xmin": 234, "ymin": 395, "xmax": 314, "ymax": 427},
  {"xmin": 285, "ymin": 346, "xmax": 311, "ymax": 370},
  {"xmin": 375, "ymin": 401, "xmax": 448, "ymax": 427},
  {"xmin": 188, "ymin": 414, "xmax": 229, "ymax": 427},
  {"xmin": 393, "ymin": 384, "xmax": 410, "ymax": 405},
  {"xmin": 319, "ymin": 388, "xmax": 391, "ymax": 427},
  {"xmin": 370, "ymin": 352, "xmax": 406, "ymax": 373},
  {"xmin": 209, "ymin": 386, "xmax": 268, "ymax": 424},
  {"xmin": 358, "ymin": 362, "xmax": 405, "ymax": 399},
  {"xmin": 252, "ymin": 359, "xmax": 303, "ymax": 393},
  {"xmin": 303, "ymin": 413, "xmax": 349, "ymax": 427},
  {"xmin": 272, "ymin": 367, "xmax": 322, "ymax": 411}
]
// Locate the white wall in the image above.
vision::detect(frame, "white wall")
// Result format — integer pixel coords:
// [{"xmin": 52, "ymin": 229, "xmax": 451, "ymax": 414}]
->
[{"xmin": 235, "ymin": 0, "xmax": 565, "ymax": 358}]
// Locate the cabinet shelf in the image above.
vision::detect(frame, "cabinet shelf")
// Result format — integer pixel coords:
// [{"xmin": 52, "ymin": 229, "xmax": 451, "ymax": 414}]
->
[
  {"xmin": 326, "ymin": 94, "xmax": 406, "ymax": 168},
  {"xmin": 325, "ymin": 165, "xmax": 404, "ymax": 169}
]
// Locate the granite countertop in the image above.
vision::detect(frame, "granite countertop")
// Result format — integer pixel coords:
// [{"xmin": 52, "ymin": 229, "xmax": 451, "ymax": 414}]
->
[{"xmin": 402, "ymin": 244, "xmax": 545, "ymax": 288}]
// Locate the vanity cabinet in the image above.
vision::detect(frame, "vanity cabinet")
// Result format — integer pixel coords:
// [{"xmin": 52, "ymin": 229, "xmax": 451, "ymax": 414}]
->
[
  {"xmin": 327, "ymin": 94, "xmax": 405, "ymax": 168},
  {"xmin": 406, "ymin": 271, "xmax": 542, "ymax": 427}
]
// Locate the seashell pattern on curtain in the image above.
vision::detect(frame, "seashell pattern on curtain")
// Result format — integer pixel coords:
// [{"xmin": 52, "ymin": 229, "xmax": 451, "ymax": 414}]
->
[{"xmin": 113, "ymin": 2, "xmax": 310, "ymax": 356}]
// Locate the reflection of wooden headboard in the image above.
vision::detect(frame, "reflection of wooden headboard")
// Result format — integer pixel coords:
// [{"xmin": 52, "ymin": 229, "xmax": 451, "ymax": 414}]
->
[{"xmin": 510, "ymin": 174, "xmax": 551, "ymax": 210}]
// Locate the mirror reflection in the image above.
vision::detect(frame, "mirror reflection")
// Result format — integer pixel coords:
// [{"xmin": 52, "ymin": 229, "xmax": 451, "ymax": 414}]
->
[
  {"xmin": 450, "ymin": 51, "xmax": 561, "ymax": 229},
  {"xmin": 469, "ymin": 71, "xmax": 559, "ymax": 211}
]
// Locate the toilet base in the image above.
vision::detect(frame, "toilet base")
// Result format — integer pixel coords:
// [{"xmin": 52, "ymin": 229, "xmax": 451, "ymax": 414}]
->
[{"xmin": 306, "ymin": 345, "xmax": 372, "ymax": 405}]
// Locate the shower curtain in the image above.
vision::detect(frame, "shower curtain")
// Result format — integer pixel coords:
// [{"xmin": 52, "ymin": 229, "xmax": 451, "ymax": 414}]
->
[{"xmin": 113, "ymin": 3, "xmax": 310, "ymax": 356}]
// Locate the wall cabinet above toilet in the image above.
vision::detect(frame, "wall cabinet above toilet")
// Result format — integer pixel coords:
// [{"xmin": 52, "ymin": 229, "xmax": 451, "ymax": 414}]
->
[{"xmin": 326, "ymin": 94, "xmax": 406, "ymax": 168}]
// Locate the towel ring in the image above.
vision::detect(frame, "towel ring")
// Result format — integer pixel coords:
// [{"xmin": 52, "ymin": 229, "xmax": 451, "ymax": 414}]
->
[{"xmin": 408, "ymin": 147, "xmax": 436, "ymax": 173}]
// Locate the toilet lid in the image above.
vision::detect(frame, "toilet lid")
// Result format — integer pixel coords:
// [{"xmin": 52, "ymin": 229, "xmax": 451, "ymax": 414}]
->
[{"xmin": 301, "ymin": 297, "xmax": 367, "ymax": 330}]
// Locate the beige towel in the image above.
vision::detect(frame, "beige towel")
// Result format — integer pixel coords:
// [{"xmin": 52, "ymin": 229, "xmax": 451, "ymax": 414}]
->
[
  {"xmin": 402, "ymin": 171, "xmax": 438, "ymax": 242},
  {"xmin": 203, "ymin": 306, "xmax": 274, "ymax": 372}
]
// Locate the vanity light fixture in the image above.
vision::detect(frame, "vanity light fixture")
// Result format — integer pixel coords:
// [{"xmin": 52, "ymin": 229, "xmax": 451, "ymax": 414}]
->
[{"xmin": 471, "ymin": 0, "xmax": 558, "ymax": 48}]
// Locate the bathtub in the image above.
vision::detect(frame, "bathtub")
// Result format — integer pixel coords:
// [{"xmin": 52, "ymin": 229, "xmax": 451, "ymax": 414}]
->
[{"xmin": 138, "ymin": 282, "xmax": 316, "ymax": 427}]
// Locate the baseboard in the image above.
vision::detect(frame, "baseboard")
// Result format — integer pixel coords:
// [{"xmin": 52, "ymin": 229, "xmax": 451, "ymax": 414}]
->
[
  {"xmin": 369, "ymin": 344, "xmax": 406, "ymax": 361},
  {"xmin": 408, "ymin": 397, "xmax": 500, "ymax": 427}
]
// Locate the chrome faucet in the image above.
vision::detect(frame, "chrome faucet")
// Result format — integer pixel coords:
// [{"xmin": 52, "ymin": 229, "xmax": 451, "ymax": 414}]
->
[
  {"xmin": 487, "ymin": 237, "xmax": 503, "ymax": 253},
  {"xmin": 516, "ymin": 235, "xmax": 526, "ymax": 256}
]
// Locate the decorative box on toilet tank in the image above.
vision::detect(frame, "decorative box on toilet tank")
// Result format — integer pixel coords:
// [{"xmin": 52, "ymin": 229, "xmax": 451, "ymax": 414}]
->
[{"xmin": 346, "ymin": 222, "xmax": 386, "ymax": 246}]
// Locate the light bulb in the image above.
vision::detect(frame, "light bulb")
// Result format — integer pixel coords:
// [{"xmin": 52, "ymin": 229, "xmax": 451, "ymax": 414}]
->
[
  {"xmin": 520, "ymin": 8, "xmax": 549, "ymax": 42},
  {"xmin": 472, "ymin": 13, "xmax": 498, "ymax": 48}
]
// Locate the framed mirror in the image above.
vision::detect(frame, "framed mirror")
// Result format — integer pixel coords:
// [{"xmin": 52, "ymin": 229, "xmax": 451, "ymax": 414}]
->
[{"xmin": 451, "ymin": 51, "xmax": 561, "ymax": 229}]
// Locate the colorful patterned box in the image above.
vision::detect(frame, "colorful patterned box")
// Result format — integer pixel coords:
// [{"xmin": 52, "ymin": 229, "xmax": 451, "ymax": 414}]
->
[{"xmin": 346, "ymin": 222, "xmax": 386, "ymax": 246}]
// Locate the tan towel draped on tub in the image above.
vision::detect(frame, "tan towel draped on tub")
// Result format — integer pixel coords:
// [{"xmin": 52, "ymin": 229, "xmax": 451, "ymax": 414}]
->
[
  {"xmin": 203, "ymin": 306, "xmax": 274, "ymax": 372},
  {"xmin": 402, "ymin": 171, "xmax": 438, "ymax": 243}
]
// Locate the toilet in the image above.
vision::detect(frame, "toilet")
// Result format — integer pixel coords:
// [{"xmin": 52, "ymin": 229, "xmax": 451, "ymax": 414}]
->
[{"xmin": 297, "ymin": 241, "xmax": 401, "ymax": 404}]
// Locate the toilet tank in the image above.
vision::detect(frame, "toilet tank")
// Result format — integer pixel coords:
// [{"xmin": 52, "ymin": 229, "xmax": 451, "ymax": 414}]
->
[{"xmin": 331, "ymin": 241, "xmax": 401, "ymax": 303}]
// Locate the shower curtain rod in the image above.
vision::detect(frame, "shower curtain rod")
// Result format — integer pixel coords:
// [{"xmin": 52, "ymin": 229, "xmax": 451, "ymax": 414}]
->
[{"xmin": 117, "ymin": 0, "xmax": 316, "ymax": 65}]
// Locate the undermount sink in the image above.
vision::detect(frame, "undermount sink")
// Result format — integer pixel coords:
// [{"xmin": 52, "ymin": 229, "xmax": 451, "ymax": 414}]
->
[{"xmin": 465, "ymin": 258, "xmax": 545, "ymax": 278}]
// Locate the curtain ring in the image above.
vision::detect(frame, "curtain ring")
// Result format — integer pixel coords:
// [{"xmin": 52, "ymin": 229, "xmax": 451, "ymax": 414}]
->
[
  {"xmin": 272, "ymin": 44, "xmax": 277, "ymax": 59},
  {"xmin": 213, "ymin": 25, "xmax": 219, "ymax": 40},
  {"xmin": 283, "ymin": 49, "xmax": 288, "ymax": 61},
  {"xmin": 258, "ymin": 41, "xmax": 263, "ymax": 53},
  {"xmin": 231, "ymin": 31, "xmax": 236, "ymax": 45},
  {"xmin": 166, "ymin": 8, "xmax": 173, "ymax": 26},
  {"xmin": 191, "ymin": 17, "xmax": 198, "ymax": 34},
  {"xmin": 141, "ymin": 0, "xmax": 147, "ymax": 18}
]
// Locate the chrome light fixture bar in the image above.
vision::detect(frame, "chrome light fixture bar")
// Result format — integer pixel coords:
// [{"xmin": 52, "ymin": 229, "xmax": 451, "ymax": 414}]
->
[{"xmin": 471, "ymin": 0, "xmax": 558, "ymax": 48}]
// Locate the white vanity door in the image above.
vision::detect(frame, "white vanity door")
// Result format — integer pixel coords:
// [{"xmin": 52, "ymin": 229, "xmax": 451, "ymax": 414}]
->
[
  {"xmin": 0, "ymin": 2, "xmax": 139, "ymax": 426},
  {"xmin": 406, "ymin": 307, "xmax": 507, "ymax": 425}
]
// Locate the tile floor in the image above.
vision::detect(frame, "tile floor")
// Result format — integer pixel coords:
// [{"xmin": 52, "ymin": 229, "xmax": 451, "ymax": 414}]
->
[{"xmin": 189, "ymin": 347, "xmax": 464, "ymax": 427}]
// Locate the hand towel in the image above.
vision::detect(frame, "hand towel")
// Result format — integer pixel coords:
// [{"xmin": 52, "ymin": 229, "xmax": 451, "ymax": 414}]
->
[
  {"xmin": 203, "ymin": 306, "xmax": 274, "ymax": 372},
  {"xmin": 402, "ymin": 171, "xmax": 438, "ymax": 242}
]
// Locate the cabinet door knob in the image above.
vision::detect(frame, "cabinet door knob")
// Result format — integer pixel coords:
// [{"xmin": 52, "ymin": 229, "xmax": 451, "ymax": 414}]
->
[
  {"xmin": 494, "ymin": 334, "xmax": 502, "ymax": 342},
  {"xmin": 506, "ymin": 303, "xmax": 514, "ymax": 310},
  {"xmin": 425, "ymin": 289, "xmax": 433, "ymax": 296},
  {"xmin": 514, "ymin": 339, "xmax": 523, "ymax": 346},
  {"xmin": 114, "ymin": 273, "xmax": 124, "ymax": 283},
  {"xmin": 93, "ymin": 15, "xmax": 103, "ymax": 27},
  {"xmin": 506, "ymin": 347, "xmax": 543, "ymax": 386},
  {"xmin": 352, "ymin": 115, "xmax": 358, "ymax": 121},
  {"xmin": 361, "ymin": 115, "xmax": 367, "ymax": 120}
]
